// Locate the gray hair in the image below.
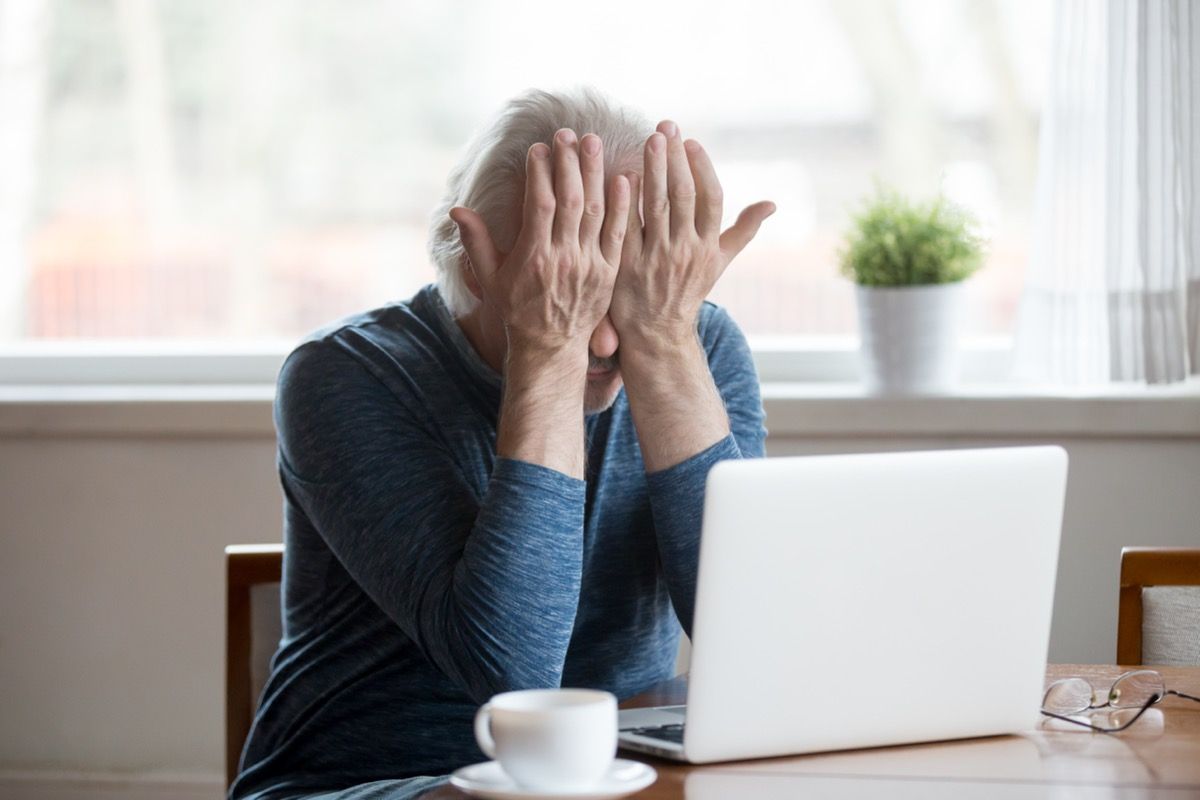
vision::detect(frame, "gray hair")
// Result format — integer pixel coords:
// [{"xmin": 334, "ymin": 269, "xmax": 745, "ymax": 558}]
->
[{"xmin": 427, "ymin": 87, "xmax": 654, "ymax": 317}]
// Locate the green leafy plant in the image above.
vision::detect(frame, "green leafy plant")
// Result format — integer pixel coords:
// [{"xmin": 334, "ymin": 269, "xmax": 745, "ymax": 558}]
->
[{"xmin": 839, "ymin": 188, "xmax": 984, "ymax": 287}]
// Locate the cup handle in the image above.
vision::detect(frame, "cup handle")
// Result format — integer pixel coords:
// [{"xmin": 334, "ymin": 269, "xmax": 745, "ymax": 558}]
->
[{"xmin": 474, "ymin": 702, "xmax": 497, "ymax": 759}]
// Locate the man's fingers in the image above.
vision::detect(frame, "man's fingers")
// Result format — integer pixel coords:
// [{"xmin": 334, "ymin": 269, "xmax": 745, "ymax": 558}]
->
[
  {"xmin": 658, "ymin": 121, "xmax": 695, "ymax": 238},
  {"xmin": 449, "ymin": 206, "xmax": 502, "ymax": 290},
  {"xmin": 621, "ymin": 171, "xmax": 643, "ymax": 269},
  {"xmin": 642, "ymin": 132, "xmax": 669, "ymax": 246},
  {"xmin": 521, "ymin": 142, "xmax": 555, "ymax": 244},
  {"xmin": 551, "ymin": 128, "xmax": 583, "ymax": 246},
  {"xmin": 684, "ymin": 139, "xmax": 723, "ymax": 240},
  {"xmin": 578, "ymin": 133, "xmax": 605, "ymax": 246},
  {"xmin": 718, "ymin": 201, "xmax": 777, "ymax": 265},
  {"xmin": 599, "ymin": 173, "xmax": 630, "ymax": 265}
]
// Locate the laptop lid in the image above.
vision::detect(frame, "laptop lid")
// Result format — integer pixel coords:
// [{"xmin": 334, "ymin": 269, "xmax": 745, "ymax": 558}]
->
[{"xmin": 683, "ymin": 446, "xmax": 1067, "ymax": 763}]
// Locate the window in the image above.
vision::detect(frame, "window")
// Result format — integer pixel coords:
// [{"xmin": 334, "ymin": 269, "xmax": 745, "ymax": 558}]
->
[{"xmin": 1, "ymin": 0, "xmax": 1050, "ymax": 348}]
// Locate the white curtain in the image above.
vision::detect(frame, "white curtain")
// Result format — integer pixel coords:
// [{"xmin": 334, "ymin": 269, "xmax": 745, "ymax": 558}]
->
[{"xmin": 1015, "ymin": 0, "xmax": 1199, "ymax": 385}]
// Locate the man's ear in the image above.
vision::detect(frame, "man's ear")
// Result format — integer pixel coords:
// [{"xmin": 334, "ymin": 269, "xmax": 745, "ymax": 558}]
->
[{"xmin": 462, "ymin": 255, "xmax": 483, "ymax": 301}]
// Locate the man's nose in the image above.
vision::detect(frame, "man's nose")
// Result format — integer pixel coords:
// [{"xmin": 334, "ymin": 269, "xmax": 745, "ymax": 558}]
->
[{"xmin": 589, "ymin": 314, "xmax": 619, "ymax": 360}]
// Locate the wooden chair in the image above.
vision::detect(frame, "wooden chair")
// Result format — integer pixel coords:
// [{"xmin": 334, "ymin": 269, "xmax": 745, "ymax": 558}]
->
[
  {"xmin": 226, "ymin": 543, "xmax": 284, "ymax": 788},
  {"xmin": 1117, "ymin": 547, "xmax": 1200, "ymax": 665}
]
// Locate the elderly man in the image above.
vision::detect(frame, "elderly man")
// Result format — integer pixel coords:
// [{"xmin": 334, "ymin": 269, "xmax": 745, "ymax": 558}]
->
[{"xmin": 231, "ymin": 88, "xmax": 773, "ymax": 799}]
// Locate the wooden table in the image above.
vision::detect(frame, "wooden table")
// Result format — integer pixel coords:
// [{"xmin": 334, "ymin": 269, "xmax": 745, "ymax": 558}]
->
[{"xmin": 430, "ymin": 665, "xmax": 1200, "ymax": 798}]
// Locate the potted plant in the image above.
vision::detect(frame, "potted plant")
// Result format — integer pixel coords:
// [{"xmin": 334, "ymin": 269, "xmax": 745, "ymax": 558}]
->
[{"xmin": 839, "ymin": 189, "xmax": 984, "ymax": 394}]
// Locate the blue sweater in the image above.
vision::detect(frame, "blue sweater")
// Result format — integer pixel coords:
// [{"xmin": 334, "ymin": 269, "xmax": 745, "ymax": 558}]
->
[{"xmin": 232, "ymin": 285, "xmax": 765, "ymax": 798}]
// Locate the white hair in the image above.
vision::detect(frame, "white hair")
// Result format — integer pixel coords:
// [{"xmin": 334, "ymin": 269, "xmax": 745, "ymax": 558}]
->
[{"xmin": 427, "ymin": 86, "xmax": 654, "ymax": 317}]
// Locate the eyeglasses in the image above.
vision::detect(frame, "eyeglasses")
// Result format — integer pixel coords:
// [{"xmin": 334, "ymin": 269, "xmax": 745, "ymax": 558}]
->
[{"xmin": 1041, "ymin": 669, "xmax": 1200, "ymax": 733}]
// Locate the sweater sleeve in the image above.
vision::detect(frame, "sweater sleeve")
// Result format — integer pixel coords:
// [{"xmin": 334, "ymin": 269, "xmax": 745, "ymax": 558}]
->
[
  {"xmin": 274, "ymin": 338, "xmax": 585, "ymax": 705},
  {"xmin": 645, "ymin": 304, "xmax": 767, "ymax": 636}
]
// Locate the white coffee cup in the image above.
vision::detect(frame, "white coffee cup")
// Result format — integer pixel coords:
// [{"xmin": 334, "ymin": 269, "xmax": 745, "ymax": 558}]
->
[{"xmin": 474, "ymin": 688, "xmax": 618, "ymax": 792}]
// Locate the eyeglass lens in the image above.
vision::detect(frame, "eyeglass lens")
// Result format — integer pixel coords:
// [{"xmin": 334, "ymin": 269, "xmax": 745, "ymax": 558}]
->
[
  {"xmin": 1109, "ymin": 670, "xmax": 1166, "ymax": 709},
  {"xmin": 1042, "ymin": 670, "xmax": 1167, "ymax": 715},
  {"xmin": 1042, "ymin": 677, "xmax": 1095, "ymax": 714}
]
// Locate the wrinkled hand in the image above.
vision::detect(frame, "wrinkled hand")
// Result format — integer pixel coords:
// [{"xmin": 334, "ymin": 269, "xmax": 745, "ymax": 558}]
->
[
  {"xmin": 450, "ymin": 129, "xmax": 630, "ymax": 354},
  {"xmin": 612, "ymin": 121, "xmax": 775, "ymax": 345}
]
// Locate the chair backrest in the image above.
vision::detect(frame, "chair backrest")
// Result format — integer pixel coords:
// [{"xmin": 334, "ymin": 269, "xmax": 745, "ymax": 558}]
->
[
  {"xmin": 1117, "ymin": 547, "xmax": 1200, "ymax": 665},
  {"xmin": 226, "ymin": 543, "xmax": 284, "ymax": 789}
]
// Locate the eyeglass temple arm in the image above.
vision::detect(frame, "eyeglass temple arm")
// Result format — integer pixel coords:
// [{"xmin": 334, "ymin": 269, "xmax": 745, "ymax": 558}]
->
[
  {"xmin": 1166, "ymin": 689, "xmax": 1200, "ymax": 703},
  {"xmin": 1039, "ymin": 697, "xmax": 1156, "ymax": 734}
]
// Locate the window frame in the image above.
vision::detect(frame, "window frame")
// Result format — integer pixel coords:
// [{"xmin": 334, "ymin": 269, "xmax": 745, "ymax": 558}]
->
[{"xmin": 0, "ymin": 337, "xmax": 1016, "ymax": 387}]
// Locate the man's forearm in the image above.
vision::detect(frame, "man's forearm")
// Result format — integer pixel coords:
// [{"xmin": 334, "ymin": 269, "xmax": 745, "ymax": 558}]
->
[
  {"xmin": 497, "ymin": 342, "xmax": 589, "ymax": 479},
  {"xmin": 619, "ymin": 331, "xmax": 730, "ymax": 473}
]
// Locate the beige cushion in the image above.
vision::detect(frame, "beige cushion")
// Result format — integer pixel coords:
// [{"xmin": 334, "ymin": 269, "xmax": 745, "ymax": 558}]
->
[
  {"xmin": 1142, "ymin": 586, "xmax": 1200, "ymax": 666},
  {"xmin": 250, "ymin": 582, "xmax": 283, "ymax": 710}
]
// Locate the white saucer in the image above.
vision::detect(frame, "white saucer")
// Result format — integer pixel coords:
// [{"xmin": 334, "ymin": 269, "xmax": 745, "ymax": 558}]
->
[{"xmin": 449, "ymin": 758, "xmax": 657, "ymax": 799}]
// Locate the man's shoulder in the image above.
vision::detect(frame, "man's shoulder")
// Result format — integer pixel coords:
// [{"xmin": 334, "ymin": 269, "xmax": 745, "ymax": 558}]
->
[
  {"xmin": 693, "ymin": 300, "xmax": 758, "ymax": 392},
  {"xmin": 293, "ymin": 285, "xmax": 441, "ymax": 353},
  {"xmin": 277, "ymin": 284, "xmax": 454, "ymax": 403},
  {"xmin": 697, "ymin": 299, "xmax": 729, "ymax": 330},
  {"xmin": 696, "ymin": 300, "xmax": 746, "ymax": 350}
]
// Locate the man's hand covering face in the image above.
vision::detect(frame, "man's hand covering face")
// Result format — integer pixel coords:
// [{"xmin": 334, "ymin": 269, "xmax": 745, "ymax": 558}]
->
[
  {"xmin": 450, "ymin": 129, "xmax": 631, "ymax": 355},
  {"xmin": 613, "ymin": 120, "xmax": 775, "ymax": 347}
]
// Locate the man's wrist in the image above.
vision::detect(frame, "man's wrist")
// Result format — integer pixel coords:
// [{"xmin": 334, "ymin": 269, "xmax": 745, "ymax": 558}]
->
[
  {"xmin": 505, "ymin": 335, "xmax": 589, "ymax": 379},
  {"xmin": 618, "ymin": 326, "xmax": 703, "ymax": 372},
  {"xmin": 618, "ymin": 323, "xmax": 730, "ymax": 473},
  {"xmin": 498, "ymin": 340, "xmax": 588, "ymax": 479}
]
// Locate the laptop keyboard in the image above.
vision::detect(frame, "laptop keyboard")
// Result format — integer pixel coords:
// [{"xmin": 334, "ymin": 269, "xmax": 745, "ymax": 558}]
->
[{"xmin": 623, "ymin": 723, "xmax": 685, "ymax": 744}]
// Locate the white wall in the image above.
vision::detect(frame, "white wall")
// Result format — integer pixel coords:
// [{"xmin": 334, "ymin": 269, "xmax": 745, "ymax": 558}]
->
[
  {"xmin": 1, "ymin": 400, "xmax": 1198, "ymax": 781},
  {"xmin": 1, "ymin": 435, "xmax": 279, "ymax": 776}
]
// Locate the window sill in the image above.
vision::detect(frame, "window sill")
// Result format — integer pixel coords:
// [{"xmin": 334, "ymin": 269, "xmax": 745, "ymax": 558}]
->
[
  {"xmin": 1, "ymin": 382, "xmax": 1196, "ymax": 439},
  {"xmin": 761, "ymin": 382, "xmax": 1200, "ymax": 438},
  {"xmin": 0, "ymin": 385, "xmax": 275, "ymax": 438}
]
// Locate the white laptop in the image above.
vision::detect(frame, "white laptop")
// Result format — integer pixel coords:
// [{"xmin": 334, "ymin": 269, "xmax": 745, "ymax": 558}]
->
[{"xmin": 618, "ymin": 446, "xmax": 1068, "ymax": 763}]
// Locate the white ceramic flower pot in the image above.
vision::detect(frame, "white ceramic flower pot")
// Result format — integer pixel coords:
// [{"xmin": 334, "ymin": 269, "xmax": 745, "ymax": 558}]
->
[{"xmin": 855, "ymin": 282, "xmax": 965, "ymax": 395}]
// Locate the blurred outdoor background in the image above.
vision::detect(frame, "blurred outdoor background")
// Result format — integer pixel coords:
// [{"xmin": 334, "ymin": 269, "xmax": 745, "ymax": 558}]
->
[{"xmin": 0, "ymin": 0, "xmax": 1051, "ymax": 344}]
